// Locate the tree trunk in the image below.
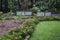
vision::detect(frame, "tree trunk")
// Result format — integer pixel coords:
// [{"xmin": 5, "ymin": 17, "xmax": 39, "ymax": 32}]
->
[
  {"xmin": 0, "ymin": 0, "xmax": 2, "ymax": 11},
  {"xmin": 19, "ymin": 0, "xmax": 26, "ymax": 11},
  {"xmin": 31, "ymin": 0, "xmax": 35, "ymax": 8},
  {"xmin": 4, "ymin": 0, "xmax": 8, "ymax": 12}
]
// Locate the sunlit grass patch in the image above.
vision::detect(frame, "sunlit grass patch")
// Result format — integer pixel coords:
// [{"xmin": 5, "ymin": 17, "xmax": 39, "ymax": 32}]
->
[{"xmin": 30, "ymin": 21, "xmax": 60, "ymax": 40}]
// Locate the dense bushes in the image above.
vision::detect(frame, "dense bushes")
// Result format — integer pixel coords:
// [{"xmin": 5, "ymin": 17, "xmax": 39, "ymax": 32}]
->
[
  {"xmin": 0, "ymin": 12, "xmax": 3, "ymax": 15},
  {"xmin": 31, "ymin": 7, "xmax": 39, "ymax": 13},
  {"xmin": 54, "ymin": 16, "xmax": 60, "ymax": 20},
  {"xmin": 34, "ymin": 16, "xmax": 60, "ymax": 21}
]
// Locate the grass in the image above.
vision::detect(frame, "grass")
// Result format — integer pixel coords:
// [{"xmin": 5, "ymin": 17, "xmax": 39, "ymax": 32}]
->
[{"xmin": 30, "ymin": 21, "xmax": 60, "ymax": 40}]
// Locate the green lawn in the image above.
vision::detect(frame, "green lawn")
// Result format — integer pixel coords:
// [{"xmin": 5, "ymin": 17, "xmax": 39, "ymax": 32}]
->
[{"xmin": 30, "ymin": 21, "xmax": 60, "ymax": 40}]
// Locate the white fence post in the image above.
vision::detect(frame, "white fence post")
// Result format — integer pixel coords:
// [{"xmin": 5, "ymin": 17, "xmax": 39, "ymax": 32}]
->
[
  {"xmin": 37, "ymin": 12, "xmax": 44, "ymax": 16},
  {"xmin": 45, "ymin": 12, "xmax": 51, "ymax": 16}
]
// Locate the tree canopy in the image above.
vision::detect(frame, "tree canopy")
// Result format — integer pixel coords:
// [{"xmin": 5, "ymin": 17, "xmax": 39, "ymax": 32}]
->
[{"xmin": 0, "ymin": 0, "xmax": 60, "ymax": 13}]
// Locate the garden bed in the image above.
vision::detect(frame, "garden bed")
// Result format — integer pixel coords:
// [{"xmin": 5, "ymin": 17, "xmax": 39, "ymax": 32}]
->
[{"xmin": 0, "ymin": 20, "xmax": 24, "ymax": 35}]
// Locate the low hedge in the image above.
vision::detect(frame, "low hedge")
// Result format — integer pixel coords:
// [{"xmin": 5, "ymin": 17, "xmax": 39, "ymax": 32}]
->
[{"xmin": 32, "ymin": 16, "xmax": 60, "ymax": 21}]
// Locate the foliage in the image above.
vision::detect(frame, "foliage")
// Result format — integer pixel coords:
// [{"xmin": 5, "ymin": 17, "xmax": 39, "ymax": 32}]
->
[
  {"xmin": 35, "ymin": 0, "xmax": 60, "ymax": 12},
  {"xmin": 54, "ymin": 16, "xmax": 60, "ymax": 20},
  {"xmin": 0, "ymin": 15, "xmax": 7, "ymax": 21},
  {"xmin": 8, "ymin": 0, "xmax": 19, "ymax": 10},
  {"xmin": 46, "ymin": 16, "xmax": 54, "ymax": 20},
  {"xmin": 12, "ymin": 14, "xmax": 27, "ymax": 20},
  {"xmin": 48, "ymin": 0, "xmax": 60, "ymax": 13},
  {"xmin": 35, "ymin": 1, "xmax": 49, "ymax": 11},
  {"xmin": 0, "ymin": 16, "xmax": 60, "ymax": 40},
  {"xmin": 0, "ymin": 12, "xmax": 3, "ymax": 15},
  {"xmin": 37, "ymin": 16, "xmax": 46, "ymax": 21},
  {"xmin": 8, "ymin": 2, "xmax": 14, "ymax": 10},
  {"xmin": 30, "ymin": 16, "xmax": 60, "ymax": 21},
  {"xmin": 31, "ymin": 7, "xmax": 39, "ymax": 13},
  {"xmin": 0, "ymin": 12, "xmax": 12, "ymax": 20},
  {"xmin": 0, "ymin": 18, "xmax": 38, "ymax": 40},
  {"xmin": 12, "ymin": 16, "xmax": 18, "ymax": 20}
]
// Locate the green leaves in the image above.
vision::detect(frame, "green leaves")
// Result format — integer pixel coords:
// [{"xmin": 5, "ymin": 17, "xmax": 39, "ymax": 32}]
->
[
  {"xmin": 31, "ymin": 7, "xmax": 39, "ymax": 13},
  {"xmin": 35, "ymin": 1, "xmax": 49, "ymax": 11},
  {"xmin": 35, "ymin": 0, "xmax": 60, "ymax": 12},
  {"xmin": 8, "ymin": 0, "xmax": 19, "ymax": 10},
  {"xmin": 0, "ymin": 18, "xmax": 38, "ymax": 40}
]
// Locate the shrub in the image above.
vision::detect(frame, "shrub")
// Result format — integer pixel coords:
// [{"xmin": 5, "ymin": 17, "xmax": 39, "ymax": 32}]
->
[
  {"xmin": 0, "ymin": 12, "xmax": 3, "ymax": 15},
  {"xmin": 33, "ymin": 16, "xmax": 60, "ymax": 21},
  {"xmin": 36, "ymin": 16, "xmax": 46, "ymax": 21},
  {"xmin": 23, "ymin": 19, "xmax": 36, "ymax": 27},
  {"xmin": 12, "ymin": 16, "xmax": 18, "ymax": 20},
  {"xmin": 54, "ymin": 16, "xmax": 60, "ymax": 20},
  {"xmin": 20, "ymin": 19, "xmax": 36, "ymax": 35},
  {"xmin": 30, "ymin": 16, "xmax": 40, "ymax": 24},
  {"xmin": 0, "ymin": 15, "xmax": 7, "ymax": 20},
  {"xmin": 0, "ymin": 18, "xmax": 39, "ymax": 40},
  {"xmin": 31, "ymin": 7, "xmax": 39, "ymax": 13},
  {"xmin": 0, "ymin": 34, "xmax": 23, "ymax": 40},
  {"xmin": 46, "ymin": 16, "xmax": 54, "ymax": 21},
  {"xmin": 12, "ymin": 14, "xmax": 28, "ymax": 20}
]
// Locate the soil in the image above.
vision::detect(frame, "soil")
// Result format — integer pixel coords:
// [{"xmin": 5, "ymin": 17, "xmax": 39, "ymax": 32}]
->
[{"xmin": 0, "ymin": 20, "xmax": 24, "ymax": 35}]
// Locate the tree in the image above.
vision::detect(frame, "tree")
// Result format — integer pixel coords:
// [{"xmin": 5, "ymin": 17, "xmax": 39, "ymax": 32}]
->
[
  {"xmin": 35, "ymin": 0, "xmax": 49, "ymax": 11},
  {"xmin": 35, "ymin": 0, "xmax": 60, "ymax": 13},
  {"xmin": 48, "ymin": 0, "xmax": 60, "ymax": 13},
  {"xmin": 18, "ymin": 0, "xmax": 36, "ymax": 11},
  {"xmin": 19, "ymin": 0, "xmax": 26, "ymax": 10},
  {"xmin": 4, "ymin": 0, "xmax": 8, "ymax": 12},
  {"xmin": 0, "ymin": 0, "xmax": 2, "ymax": 11},
  {"xmin": 0, "ymin": 0, "xmax": 8, "ymax": 12}
]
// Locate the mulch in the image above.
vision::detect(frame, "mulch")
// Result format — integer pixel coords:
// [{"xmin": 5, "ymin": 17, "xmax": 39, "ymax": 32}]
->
[{"xmin": 0, "ymin": 20, "xmax": 24, "ymax": 35}]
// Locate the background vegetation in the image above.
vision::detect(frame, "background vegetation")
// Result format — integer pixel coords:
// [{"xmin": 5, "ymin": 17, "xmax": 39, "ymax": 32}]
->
[{"xmin": 0, "ymin": 0, "xmax": 60, "ymax": 13}]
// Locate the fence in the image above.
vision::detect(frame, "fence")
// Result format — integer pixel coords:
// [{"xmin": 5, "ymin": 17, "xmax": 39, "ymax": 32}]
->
[{"xmin": 16, "ymin": 11, "xmax": 60, "ymax": 17}]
